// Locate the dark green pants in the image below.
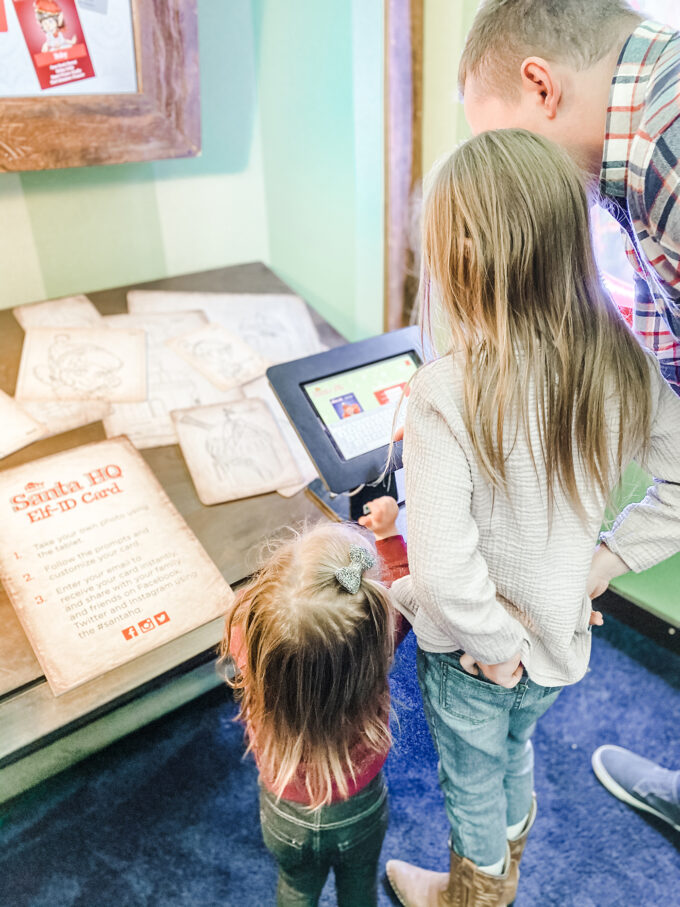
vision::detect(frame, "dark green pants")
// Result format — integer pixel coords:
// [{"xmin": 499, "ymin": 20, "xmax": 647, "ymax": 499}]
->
[{"xmin": 259, "ymin": 772, "xmax": 389, "ymax": 906}]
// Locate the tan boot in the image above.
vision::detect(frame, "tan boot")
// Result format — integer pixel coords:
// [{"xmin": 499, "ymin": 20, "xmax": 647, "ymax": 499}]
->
[
  {"xmin": 385, "ymin": 858, "xmax": 450, "ymax": 907},
  {"xmin": 386, "ymin": 845, "xmax": 512, "ymax": 907},
  {"xmin": 504, "ymin": 794, "xmax": 537, "ymax": 905}
]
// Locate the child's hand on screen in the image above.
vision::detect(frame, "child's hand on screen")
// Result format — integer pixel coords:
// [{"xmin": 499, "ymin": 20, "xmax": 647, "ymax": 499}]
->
[
  {"xmin": 393, "ymin": 426, "xmax": 404, "ymax": 443},
  {"xmin": 589, "ymin": 610, "xmax": 604, "ymax": 626},
  {"xmin": 587, "ymin": 544, "xmax": 629, "ymax": 600},
  {"xmin": 358, "ymin": 496, "xmax": 400, "ymax": 540}
]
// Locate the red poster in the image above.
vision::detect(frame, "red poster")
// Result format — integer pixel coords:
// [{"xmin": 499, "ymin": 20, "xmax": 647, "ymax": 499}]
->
[
  {"xmin": 13, "ymin": 0, "xmax": 94, "ymax": 90},
  {"xmin": 0, "ymin": 2, "xmax": 7, "ymax": 32}
]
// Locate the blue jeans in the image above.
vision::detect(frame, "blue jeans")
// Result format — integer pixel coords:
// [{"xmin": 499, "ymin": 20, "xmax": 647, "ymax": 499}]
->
[
  {"xmin": 259, "ymin": 772, "xmax": 389, "ymax": 906},
  {"xmin": 417, "ymin": 647, "xmax": 562, "ymax": 867}
]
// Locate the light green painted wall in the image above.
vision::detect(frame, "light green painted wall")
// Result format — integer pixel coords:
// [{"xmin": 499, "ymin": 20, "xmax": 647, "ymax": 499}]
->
[
  {"xmin": 252, "ymin": 0, "xmax": 384, "ymax": 342},
  {"xmin": 349, "ymin": 0, "xmax": 385, "ymax": 340}
]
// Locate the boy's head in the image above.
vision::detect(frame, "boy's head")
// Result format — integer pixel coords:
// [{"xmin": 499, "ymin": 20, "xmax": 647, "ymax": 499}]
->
[{"xmin": 460, "ymin": 1, "xmax": 641, "ymax": 172}]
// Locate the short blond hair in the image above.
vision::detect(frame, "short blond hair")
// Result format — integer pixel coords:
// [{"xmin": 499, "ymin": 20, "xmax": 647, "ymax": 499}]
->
[
  {"xmin": 221, "ymin": 521, "xmax": 395, "ymax": 809},
  {"xmin": 459, "ymin": 0, "xmax": 641, "ymax": 99}
]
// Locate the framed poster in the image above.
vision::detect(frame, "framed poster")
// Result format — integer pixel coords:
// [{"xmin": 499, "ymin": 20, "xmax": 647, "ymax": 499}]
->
[{"xmin": 0, "ymin": 0, "xmax": 200, "ymax": 171}]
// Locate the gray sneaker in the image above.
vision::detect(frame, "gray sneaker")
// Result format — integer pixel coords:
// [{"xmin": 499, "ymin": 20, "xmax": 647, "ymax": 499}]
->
[{"xmin": 592, "ymin": 745, "xmax": 680, "ymax": 832}]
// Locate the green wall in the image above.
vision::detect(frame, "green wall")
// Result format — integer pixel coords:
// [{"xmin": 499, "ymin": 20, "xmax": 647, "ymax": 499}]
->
[
  {"xmin": 252, "ymin": 0, "xmax": 384, "ymax": 340},
  {"xmin": 0, "ymin": 0, "xmax": 385, "ymax": 342}
]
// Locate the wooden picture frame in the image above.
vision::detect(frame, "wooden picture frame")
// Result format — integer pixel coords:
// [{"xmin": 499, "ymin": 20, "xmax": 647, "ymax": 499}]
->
[
  {"xmin": 0, "ymin": 0, "xmax": 200, "ymax": 172},
  {"xmin": 384, "ymin": 0, "xmax": 424, "ymax": 331}
]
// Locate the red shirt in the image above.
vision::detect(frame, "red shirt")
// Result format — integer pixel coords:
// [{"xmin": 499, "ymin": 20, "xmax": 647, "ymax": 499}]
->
[{"xmin": 230, "ymin": 534, "xmax": 410, "ymax": 804}]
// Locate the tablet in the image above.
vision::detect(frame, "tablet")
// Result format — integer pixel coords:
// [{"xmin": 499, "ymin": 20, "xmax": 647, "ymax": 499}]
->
[{"xmin": 267, "ymin": 327, "xmax": 422, "ymax": 493}]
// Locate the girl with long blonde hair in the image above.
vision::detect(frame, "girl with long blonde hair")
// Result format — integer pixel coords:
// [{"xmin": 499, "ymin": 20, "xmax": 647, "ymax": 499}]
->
[
  {"xmin": 385, "ymin": 129, "xmax": 680, "ymax": 906},
  {"xmin": 222, "ymin": 497, "xmax": 410, "ymax": 906}
]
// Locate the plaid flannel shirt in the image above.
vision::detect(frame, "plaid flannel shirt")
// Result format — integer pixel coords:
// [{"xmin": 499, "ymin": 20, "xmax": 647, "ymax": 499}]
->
[{"xmin": 601, "ymin": 19, "xmax": 680, "ymax": 392}]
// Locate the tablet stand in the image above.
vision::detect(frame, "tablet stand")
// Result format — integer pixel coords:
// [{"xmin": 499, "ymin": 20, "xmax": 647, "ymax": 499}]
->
[{"xmin": 349, "ymin": 472, "xmax": 399, "ymax": 523}]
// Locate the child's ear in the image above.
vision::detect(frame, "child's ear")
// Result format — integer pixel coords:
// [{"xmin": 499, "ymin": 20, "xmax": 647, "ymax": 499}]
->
[{"xmin": 519, "ymin": 57, "xmax": 561, "ymax": 119}]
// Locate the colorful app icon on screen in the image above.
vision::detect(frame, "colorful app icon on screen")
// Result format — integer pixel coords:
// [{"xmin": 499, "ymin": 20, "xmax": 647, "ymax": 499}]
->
[{"xmin": 331, "ymin": 393, "xmax": 363, "ymax": 420}]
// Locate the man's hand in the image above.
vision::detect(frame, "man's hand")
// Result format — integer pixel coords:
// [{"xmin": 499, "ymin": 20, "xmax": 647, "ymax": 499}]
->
[
  {"xmin": 587, "ymin": 544, "xmax": 629, "ymax": 600},
  {"xmin": 358, "ymin": 496, "xmax": 400, "ymax": 540},
  {"xmin": 460, "ymin": 651, "xmax": 523, "ymax": 688}
]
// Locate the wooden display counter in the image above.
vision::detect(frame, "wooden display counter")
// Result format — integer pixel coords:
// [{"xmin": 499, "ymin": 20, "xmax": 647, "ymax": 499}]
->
[{"xmin": 0, "ymin": 263, "xmax": 342, "ymax": 804}]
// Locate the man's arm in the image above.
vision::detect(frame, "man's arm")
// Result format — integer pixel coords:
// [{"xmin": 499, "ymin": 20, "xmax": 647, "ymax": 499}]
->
[
  {"xmin": 620, "ymin": 244, "xmax": 680, "ymax": 391},
  {"xmin": 637, "ymin": 134, "xmax": 680, "ymax": 331},
  {"xmin": 601, "ymin": 360, "xmax": 680, "ymax": 569}
]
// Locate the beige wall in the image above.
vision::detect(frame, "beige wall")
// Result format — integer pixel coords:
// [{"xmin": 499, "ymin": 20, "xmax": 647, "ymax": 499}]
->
[{"xmin": 422, "ymin": 0, "xmax": 478, "ymax": 174}]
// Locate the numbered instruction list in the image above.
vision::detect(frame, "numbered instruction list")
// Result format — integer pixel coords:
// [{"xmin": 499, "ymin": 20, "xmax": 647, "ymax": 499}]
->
[{"xmin": 0, "ymin": 437, "xmax": 233, "ymax": 695}]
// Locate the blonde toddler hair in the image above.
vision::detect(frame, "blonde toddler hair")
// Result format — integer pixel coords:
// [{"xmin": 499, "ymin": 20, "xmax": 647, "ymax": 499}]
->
[{"xmin": 221, "ymin": 521, "xmax": 395, "ymax": 809}]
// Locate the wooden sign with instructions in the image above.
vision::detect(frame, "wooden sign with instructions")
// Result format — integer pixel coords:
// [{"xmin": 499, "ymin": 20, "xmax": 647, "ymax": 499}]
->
[{"xmin": 0, "ymin": 436, "xmax": 233, "ymax": 695}]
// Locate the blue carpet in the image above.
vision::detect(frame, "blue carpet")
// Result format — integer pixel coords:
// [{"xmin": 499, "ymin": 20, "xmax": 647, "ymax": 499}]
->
[{"xmin": 1, "ymin": 616, "xmax": 678, "ymax": 906}]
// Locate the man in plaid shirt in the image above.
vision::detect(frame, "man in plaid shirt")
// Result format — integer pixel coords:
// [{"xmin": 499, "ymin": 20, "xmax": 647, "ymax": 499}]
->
[
  {"xmin": 386, "ymin": 3, "xmax": 680, "ymax": 906},
  {"xmin": 461, "ymin": 0, "xmax": 680, "ymax": 395},
  {"xmin": 603, "ymin": 17, "xmax": 680, "ymax": 390}
]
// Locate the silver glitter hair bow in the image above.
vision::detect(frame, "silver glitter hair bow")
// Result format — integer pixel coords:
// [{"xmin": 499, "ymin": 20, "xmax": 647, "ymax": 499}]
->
[{"xmin": 335, "ymin": 544, "xmax": 376, "ymax": 594}]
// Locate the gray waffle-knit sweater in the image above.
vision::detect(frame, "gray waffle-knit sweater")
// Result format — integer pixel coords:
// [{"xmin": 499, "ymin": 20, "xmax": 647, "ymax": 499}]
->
[{"xmin": 390, "ymin": 354, "xmax": 680, "ymax": 686}]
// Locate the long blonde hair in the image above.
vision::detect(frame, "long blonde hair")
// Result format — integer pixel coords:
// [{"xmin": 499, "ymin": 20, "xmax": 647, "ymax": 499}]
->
[
  {"xmin": 221, "ymin": 522, "xmax": 394, "ymax": 809},
  {"xmin": 421, "ymin": 128, "xmax": 651, "ymax": 519}
]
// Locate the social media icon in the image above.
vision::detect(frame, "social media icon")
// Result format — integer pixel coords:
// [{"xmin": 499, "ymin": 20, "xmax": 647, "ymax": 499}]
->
[
  {"xmin": 154, "ymin": 611, "xmax": 170, "ymax": 625},
  {"xmin": 138, "ymin": 618, "xmax": 155, "ymax": 633},
  {"xmin": 122, "ymin": 626, "xmax": 138, "ymax": 640}
]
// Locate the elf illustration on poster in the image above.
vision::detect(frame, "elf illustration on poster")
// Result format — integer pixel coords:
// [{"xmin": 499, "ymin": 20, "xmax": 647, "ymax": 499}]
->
[
  {"xmin": 36, "ymin": 0, "xmax": 76, "ymax": 52},
  {"xmin": 13, "ymin": 0, "xmax": 94, "ymax": 90}
]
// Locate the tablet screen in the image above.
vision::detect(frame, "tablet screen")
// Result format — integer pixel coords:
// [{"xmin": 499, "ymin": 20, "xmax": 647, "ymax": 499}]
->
[{"xmin": 302, "ymin": 352, "xmax": 418, "ymax": 461}]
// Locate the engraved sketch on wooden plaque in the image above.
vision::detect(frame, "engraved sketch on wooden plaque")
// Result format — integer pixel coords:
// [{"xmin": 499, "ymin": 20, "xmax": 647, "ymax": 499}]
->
[
  {"xmin": 102, "ymin": 311, "xmax": 234, "ymax": 449},
  {"xmin": 12, "ymin": 295, "xmax": 103, "ymax": 330},
  {"xmin": 167, "ymin": 323, "xmax": 269, "ymax": 392},
  {"xmin": 127, "ymin": 291, "xmax": 324, "ymax": 364},
  {"xmin": 172, "ymin": 399, "xmax": 302, "ymax": 505},
  {"xmin": 15, "ymin": 327, "xmax": 147, "ymax": 403},
  {"xmin": 242, "ymin": 376, "xmax": 318, "ymax": 497}
]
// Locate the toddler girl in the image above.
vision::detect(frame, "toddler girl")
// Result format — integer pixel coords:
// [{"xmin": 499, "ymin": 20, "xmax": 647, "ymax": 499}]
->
[
  {"xmin": 222, "ymin": 497, "xmax": 409, "ymax": 906},
  {"xmin": 385, "ymin": 129, "xmax": 680, "ymax": 906}
]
